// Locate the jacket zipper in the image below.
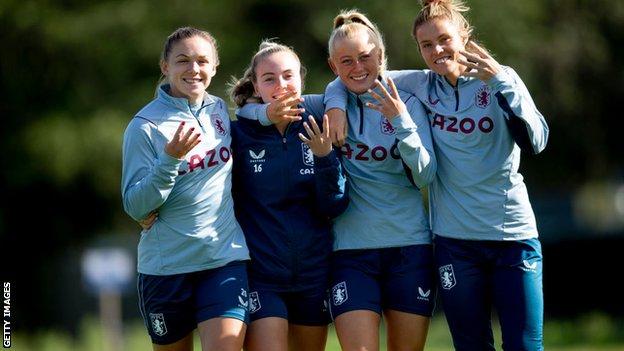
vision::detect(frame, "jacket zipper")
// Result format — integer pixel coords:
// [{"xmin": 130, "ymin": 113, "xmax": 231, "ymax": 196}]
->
[{"xmin": 357, "ymin": 96, "xmax": 364, "ymax": 135}]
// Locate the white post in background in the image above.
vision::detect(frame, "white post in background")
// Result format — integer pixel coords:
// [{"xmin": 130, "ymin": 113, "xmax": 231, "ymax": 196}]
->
[{"xmin": 82, "ymin": 248, "xmax": 133, "ymax": 351}]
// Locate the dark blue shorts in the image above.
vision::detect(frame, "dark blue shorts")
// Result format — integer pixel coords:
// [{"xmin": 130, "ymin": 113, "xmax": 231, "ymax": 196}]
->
[
  {"xmin": 328, "ymin": 245, "xmax": 436, "ymax": 319},
  {"xmin": 435, "ymin": 236, "xmax": 543, "ymax": 351},
  {"xmin": 137, "ymin": 261, "xmax": 249, "ymax": 345},
  {"xmin": 248, "ymin": 284, "xmax": 330, "ymax": 326}
]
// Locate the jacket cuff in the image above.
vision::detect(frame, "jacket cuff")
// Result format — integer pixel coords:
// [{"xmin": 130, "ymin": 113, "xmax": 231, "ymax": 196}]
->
[{"xmin": 314, "ymin": 150, "xmax": 339, "ymax": 168}]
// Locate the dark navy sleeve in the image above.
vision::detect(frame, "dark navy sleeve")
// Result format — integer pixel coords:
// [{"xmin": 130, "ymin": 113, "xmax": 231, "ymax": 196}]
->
[{"xmin": 313, "ymin": 149, "xmax": 349, "ymax": 219}]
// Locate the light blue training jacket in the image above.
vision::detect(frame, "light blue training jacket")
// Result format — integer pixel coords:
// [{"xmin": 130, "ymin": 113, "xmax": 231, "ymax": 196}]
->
[
  {"xmin": 325, "ymin": 67, "xmax": 549, "ymax": 241},
  {"xmin": 121, "ymin": 84, "xmax": 249, "ymax": 275},
  {"xmin": 238, "ymin": 86, "xmax": 436, "ymax": 251}
]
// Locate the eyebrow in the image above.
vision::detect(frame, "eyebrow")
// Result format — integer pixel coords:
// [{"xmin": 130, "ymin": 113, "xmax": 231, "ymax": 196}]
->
[
  {"xmin": 175, "ymin": 54, "xmax": 210, "ymax": 60},
  {"xmin": 260, "ymin": 69, "xmax": 294, "ymax": 78}
]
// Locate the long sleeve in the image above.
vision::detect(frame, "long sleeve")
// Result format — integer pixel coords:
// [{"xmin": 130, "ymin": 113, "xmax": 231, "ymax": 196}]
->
[
  {"xmin": 121, "ymin": 120, "xmax": 182, "ymax": 221},
  {"xmin": 391, "ymin": 94, "xmax": 437, "ymax": 188},
  {"xmin": 237, "ymin": 103, "xmax": 272, "ymax": 126},
  {"xmin": 313, "ymin": 149, "xmax": 349, "ymax": 219},
  {"xmin": 323, "ymin": 77, "xmax": 348, "ymax": 112},
  {"xmin": 235, "ymin": 94, "xmax": 326, "ymax": 125},
  {"xmin": 488, "ymin": 67, "xmax": 549, "ymax": 155}
]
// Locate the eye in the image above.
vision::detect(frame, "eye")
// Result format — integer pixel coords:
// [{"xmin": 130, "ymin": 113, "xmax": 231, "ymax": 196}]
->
[
  {"xmin": 263, "ymin": 77, "xmax": 274, "ymax": 83},
  {"xmin": 341, "ymin": 59, "xmax": 353, "ymax": 66},
  {"xmin": 177, "ymin": 59, "xmax": 188, "ymax": 64},
  {"xmin": 360, "ymin": 54, "xmax": 370, "ymax": 61},
  {"xmin": 284, "ymin": 73, "xmax": 293, "ymax": 80}
]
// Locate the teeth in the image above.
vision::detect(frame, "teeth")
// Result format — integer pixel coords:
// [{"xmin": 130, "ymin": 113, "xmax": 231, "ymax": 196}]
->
[
  {"xmin": 352, "ymin": 74, "xmax": 368, "ymax": 81},
  {"xmin": 435, "ymin": 57, "xmax": 450, "ymax": 64},
  {"xmin": 183, "ymin": 78, "xmax": 202, "ymax": 83}
]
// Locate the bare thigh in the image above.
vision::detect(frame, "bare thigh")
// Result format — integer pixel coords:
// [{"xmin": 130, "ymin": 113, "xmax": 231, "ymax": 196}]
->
[
  {"xmin": 288, "ymin": 324, "xmax": 328, "ymax": 351},
  {"xmin": 152, "ymin": 332, "xmax": 193, "ymax": 351},
  {"xmin": 383, "ymin": 309, "xmax": 430, "ymax": 351},
  {"xmin": 334, "ymin": 310, "xmax": 381, "ymax": 351},
  {"xmin": 244, "ymin": 317, "xmax": 288, "ymax": 351},
  {"xmin": 197, "ymin": 317, "xmax": 246, "ymax": 351}
]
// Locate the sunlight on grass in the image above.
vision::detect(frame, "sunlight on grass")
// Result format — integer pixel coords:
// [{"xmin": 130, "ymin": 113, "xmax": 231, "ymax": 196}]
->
[{"xmin": 8, "ymin": 313, "xmax": 624, "ymax": 350}]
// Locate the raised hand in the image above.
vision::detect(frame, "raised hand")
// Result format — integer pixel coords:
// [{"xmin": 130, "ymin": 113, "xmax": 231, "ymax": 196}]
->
[
  {"xmin": 139, "ymin": 211, "xmax": 158, "ymax": 230},
  {"xmin": 365, "ymin": 77, "xmax": 407, "ymax": 121},
  {"xmin": 165, "ymin": 121, "xmax": 201, "ymax": 159},
  {"xmin": 298, "ymin": 115, "xmax": 332, "ymax": 157},
  {"xmin": 267, "ymin": 89, "xmax": 305, "ymax": 124},
  {"xmin": 458, "ymin": 41, "xmax": 501, "ymax": 82},
  {"xmin": 326, "ymin": 108, "xmax": 348, "ymax": 147}
]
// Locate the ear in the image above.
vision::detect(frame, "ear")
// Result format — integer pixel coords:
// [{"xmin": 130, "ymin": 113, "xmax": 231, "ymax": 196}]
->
[
  {"xmin": 328, "ymin": 58, "xmax": 339, "ymax": 76},
  {"xmin": 159, "ymin": 60, "xmax": 168, "ymax": 76},
  {"xmin": 208, "ymin": 64, "xmax": 217, "ymax": 78}
]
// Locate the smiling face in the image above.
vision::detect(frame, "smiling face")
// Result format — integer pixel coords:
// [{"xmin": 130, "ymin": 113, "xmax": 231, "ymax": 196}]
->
[
  {"xmin": 415, "ymin": 17, "xmax": 468, "ymax": 85},
  {"xmin": 253, "ymin": 51, "xmax": 302, "ymax": 103},
  {"xmin": 160, "ymin": 36, "xmax": 217, "ymax": 104},
  {"xmin": 329, "ymin": 29, "xmax": 381, "ymax": 94}
]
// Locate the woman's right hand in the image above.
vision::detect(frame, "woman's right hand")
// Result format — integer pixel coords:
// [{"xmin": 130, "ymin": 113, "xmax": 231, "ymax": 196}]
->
[
  {"xmin": 326, "ymin": 108, "xmax": 347, "ymax": 146},
  {"xmin": 299, "ymin": 115, "xmax": 332, "ymax": 157},
  {"xmin": 165, "ymin": 121, "xmax": 201, "ymax": 159},
  {"xmin": 267, "ymin": 89, "xmax": 305, "ymax": 124},
  {"xmin": 139, "ymin": 211, "xmax": 158, "ymax": 230}
]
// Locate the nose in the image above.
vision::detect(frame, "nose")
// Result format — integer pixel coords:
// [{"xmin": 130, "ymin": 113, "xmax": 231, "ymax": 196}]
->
[
  {"xmin": 189, "ymin": 61, "xmax": 200, "ymax": 72},
  {"xmin": 278, "ymin": 76, "xmax": 289, "ymax": 89},
  {"xmin": 434, "ymin": 45, "xmax": 444, "ymax": 54}
]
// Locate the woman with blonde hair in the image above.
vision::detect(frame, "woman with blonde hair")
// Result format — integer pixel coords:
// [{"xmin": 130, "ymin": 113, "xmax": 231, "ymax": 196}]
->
[{"xmin": 324, "ymin": 1, "xmax": 549, "ymax": 349}]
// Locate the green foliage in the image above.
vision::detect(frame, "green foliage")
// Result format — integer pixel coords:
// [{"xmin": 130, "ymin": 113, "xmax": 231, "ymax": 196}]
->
[
  {"xmin": 8, "ymin": 314, "xmax": 624, "ymax": 350},
  {"xmin": 2, "ymin": 0, "xmax": 624, "ymax": 333}
]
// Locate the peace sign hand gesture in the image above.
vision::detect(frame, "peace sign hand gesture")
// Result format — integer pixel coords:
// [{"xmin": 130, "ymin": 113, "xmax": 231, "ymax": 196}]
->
[
  {"xmin": 458, "ymin": 41, "xmax": 502, "ymax": 82},
  {"xmin": 266, "ymin": 89, "xmax": 305, "ymax": 124},
  {"xmin": 365, "ymin": 77, "xmax": 407, "ymax": 121},
  {"xmin": 298, "ymin": 115, "xmax": 332, "ymax": 157}
]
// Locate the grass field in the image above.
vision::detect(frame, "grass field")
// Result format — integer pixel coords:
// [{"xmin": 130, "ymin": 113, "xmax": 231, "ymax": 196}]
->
[{"xmin": 9, "ymin": 312, "xmax": 624, "ymax": 350}]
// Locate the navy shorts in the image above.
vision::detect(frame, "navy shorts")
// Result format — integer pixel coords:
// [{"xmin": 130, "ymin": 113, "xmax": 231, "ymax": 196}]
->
[
  {"xmin": 435, "ymin": 236, "xmax": 543, "ymax": 351},
  {"xmin": 137, "ymin": 261, "xmax": 249, "ymax": 345},
  {"xmin": 248, "ymin": 284, "xmax": 330, "ymax": 326},
  {"xmin": 329, "ymin": 245, "xmax": 436, "ymax": 319}
]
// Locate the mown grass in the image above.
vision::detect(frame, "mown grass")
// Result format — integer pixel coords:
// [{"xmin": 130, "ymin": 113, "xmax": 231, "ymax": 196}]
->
[{"xmin": 8, "ymin": 312, "xmax": 624, "ymax": 350}]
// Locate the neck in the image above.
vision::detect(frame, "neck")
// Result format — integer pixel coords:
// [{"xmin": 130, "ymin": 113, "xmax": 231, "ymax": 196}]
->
[{"xmin": 445, "ymin": 65, "xmax": 467, "ymax": 87}]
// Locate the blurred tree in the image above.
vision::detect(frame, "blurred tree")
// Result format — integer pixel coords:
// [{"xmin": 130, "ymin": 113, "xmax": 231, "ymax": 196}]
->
[{"xmin": 1, "ymin": 0, "xmax": 622, "ymax": 330}]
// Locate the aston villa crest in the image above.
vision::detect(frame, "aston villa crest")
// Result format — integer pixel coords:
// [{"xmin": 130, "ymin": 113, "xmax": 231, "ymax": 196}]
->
[
  {"xmin": 149, "ymin": 313, "xmax": 167, "ymax": 336},
  {"xmin": 301, "ymin": 143, "xmax": 314, "ymax": 166},
  {"xmin": 380, "ymin": 117, "xmax": 396, "ymax": 135},
  {"xmin": 475, "ymin": 85, "xmax": 491, "ymax": 109},
  {"xmin": 211, "ymin": 113, "xmax": 227, "ymax": 135},
  {"xmin": 331, "ymin": 281, "xmax": 348, "ymax": 306},
  {"xmin": 439, "ymin": 264, "xmax": 456, "ymax": 290},
  {"xmin": 249, "ymin": 291, "xmax": 261, "ymax": 313}
]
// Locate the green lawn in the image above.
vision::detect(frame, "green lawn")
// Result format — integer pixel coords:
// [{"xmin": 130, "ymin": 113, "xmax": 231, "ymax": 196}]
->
[{"xmin": 9, "ymin": 313, "xmax": 624, "ymax": 350}]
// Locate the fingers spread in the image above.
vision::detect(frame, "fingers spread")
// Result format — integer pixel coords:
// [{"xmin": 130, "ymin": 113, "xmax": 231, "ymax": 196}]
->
[
  {"xmin": 298, "ymin": 132, "xmax": 310, "ymax": 143},
  {"xmin": 308, "ymin": 115, "xmax": 322, "ymax": 135},
  {"xmin": 322, "ymin": 115, "xmax": 330, "ymax": 138},
  {"xmin": 386, "ymin": 77, "xmax": 399, "ymax": 99}
]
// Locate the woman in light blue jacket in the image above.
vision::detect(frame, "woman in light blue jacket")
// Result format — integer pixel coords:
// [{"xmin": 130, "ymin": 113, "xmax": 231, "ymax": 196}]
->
[
  {"xmin": 324, "ymin": 1, "xmax": 549, "ymax": 349},
  {"xmin": 121, "ymin": 27, "xmax": 249, "ymax": 351}
]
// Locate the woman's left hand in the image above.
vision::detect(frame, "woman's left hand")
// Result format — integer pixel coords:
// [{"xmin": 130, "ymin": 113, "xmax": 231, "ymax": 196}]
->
[
  {"xmin": 299, "ymin": 115, "xmax": 332, "ymax": 157},
  {"xmin": 139, "ymin": 211, "xmax": 158, "ymax": 231},
  {"xmin": 458, "ymin": 41, "xmax": 501, "ymax": 82},
  {"xmin": 366, "ymin": 77, "xmax": 407, "ymax": 121}
]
